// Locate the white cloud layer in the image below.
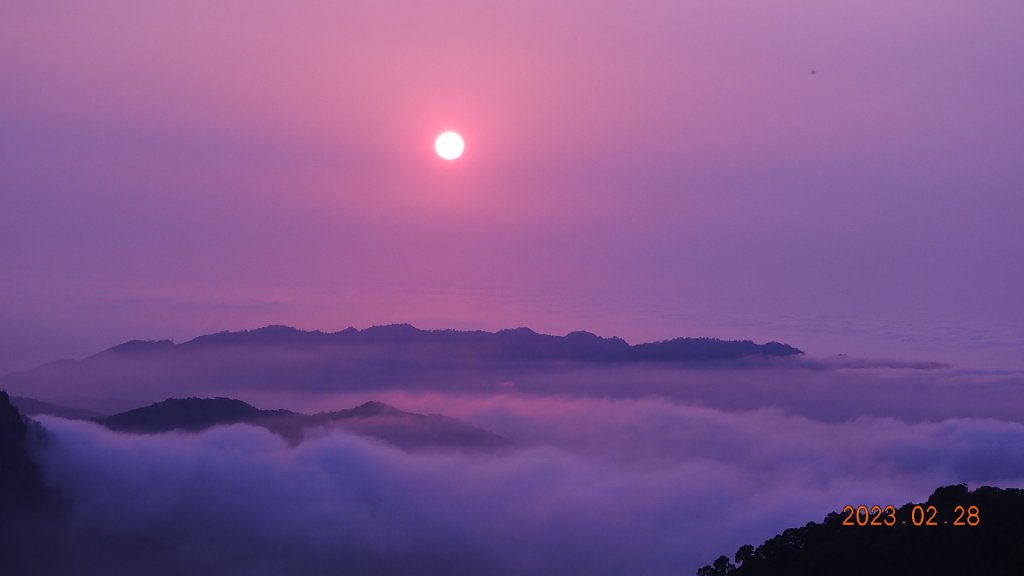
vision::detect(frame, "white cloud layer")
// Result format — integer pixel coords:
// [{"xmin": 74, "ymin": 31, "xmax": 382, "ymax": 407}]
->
[{"xmin": 32, "ymin": 388, "xmax": 1024, "ymax": 575}]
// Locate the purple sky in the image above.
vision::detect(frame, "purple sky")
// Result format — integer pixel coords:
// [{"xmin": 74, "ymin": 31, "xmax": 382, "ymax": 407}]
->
[{"xmin": 3, "ymin": 1, "xmax": 1023, "ymax": 373}]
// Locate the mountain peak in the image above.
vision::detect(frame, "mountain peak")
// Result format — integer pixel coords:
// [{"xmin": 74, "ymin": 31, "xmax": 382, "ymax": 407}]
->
[
  {"xmin": 100, "ymin": 397, "xmax": 264, "ymax": 433},
  {"xmin": 101, "ymin": 339, "xmax": 175, "ymax": 356},
  {"xmin": 498, "ymin": 327, "xmax": 537, "ymax": 335},
  {"xmin": 94, "ymin": 396, "xmax": 508, "ymax": 451},
  {"xmin": 350, "ymin": 400, "xmax": 403, "ymax": 416}
]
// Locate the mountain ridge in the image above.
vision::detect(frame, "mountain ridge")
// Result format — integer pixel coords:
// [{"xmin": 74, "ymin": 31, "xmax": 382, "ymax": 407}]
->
[
  {"xmin": 95, "ymin": 324, "xmax": 803, "ymax": 362},
  {"xmin": 0, "ymin": 324, "xmax": 804, "ymax": 414},
  {"xmin": 96, "ymin": 396, "xmax": 509, "ymax": 451}
]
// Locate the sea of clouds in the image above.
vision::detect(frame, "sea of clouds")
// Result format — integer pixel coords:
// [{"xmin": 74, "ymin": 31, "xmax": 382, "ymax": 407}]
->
[{"xmin": 27, "ymin": 362, "xmax": 1024, "ymax": 575}]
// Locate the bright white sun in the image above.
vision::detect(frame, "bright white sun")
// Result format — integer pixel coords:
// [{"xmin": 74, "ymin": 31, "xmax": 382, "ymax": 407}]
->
[{"xmin": 434, "ymin": 131, "xmax": 465, "ymax": 160}]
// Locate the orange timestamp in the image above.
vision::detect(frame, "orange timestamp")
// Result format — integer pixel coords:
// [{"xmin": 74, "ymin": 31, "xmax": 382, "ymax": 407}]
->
[{"xmin": 841, "ymin": 504, "xmax": 980, "ymax": 527}]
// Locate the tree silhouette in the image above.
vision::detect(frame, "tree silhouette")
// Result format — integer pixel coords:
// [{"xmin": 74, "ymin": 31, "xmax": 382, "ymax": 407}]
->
[{"xmin": 697, "ymin": 485, "xmax": 1024, "ymax": 576}]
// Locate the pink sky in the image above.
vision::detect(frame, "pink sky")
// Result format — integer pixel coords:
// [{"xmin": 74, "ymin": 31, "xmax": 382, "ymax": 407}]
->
[{"xmin": 2, "ymin": 1, "xmax": 1022, "ymax": 372}]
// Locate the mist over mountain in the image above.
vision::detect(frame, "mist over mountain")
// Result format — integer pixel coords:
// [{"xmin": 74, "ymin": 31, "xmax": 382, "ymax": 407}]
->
[
  {"xmin": 3, "ymin": 326, "xmax": 1023, "ymax": 574},
  {"xmin": 97, "ymin": 396, "xmax": 508, "ymax": 450},
  {"xmin": 5, "ymin": 376, "xmax": 1024, "ymax": 575},
  {"xmin": 0, "ymin": 392, "xmax": 63, "ymax": 574},
  {"xmin": 0, "ymin": 324, "xmax": 802, "ymax": 413},
  {"xmin": 0, "ymin": 391, "xmax": 50, "ymax": 516},
  {"xmin": 99, "ymin": 397, "xmax": 289, "ymax": 433},
  {"xmin": 3, "ymin": 324, "xmax": 1023, "ymax": 430},
  {"xmin": 11, "ymin": 396, "xmax": 105, "ymax": 421}
]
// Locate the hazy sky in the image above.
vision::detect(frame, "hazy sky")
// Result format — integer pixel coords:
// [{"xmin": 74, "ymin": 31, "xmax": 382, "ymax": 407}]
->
[{"xmin": 3, "ymin": 1, "xmax": 1023, "ymax": 373}]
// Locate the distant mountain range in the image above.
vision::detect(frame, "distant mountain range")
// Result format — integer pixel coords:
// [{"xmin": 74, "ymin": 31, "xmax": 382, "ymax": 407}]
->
[
  {"xmin": 98, "ymin": 397, "xmax": 509, "ymax": 450},
  {"xmin": 9, "ymin": 396, "xmax": 103, "ymax": 420},
  {"xmin": 0, "ymin": 324, "xmax": 803, "ymax": 413},
  {"xmin": 93, "ymin": 324, "xmax": 802, "ymax": 363}
]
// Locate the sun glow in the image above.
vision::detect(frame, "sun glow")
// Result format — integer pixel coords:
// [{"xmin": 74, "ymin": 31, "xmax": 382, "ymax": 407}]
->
[{"xmin": 434, "ymin": 131, "xmax": 465, "ymax": 160}]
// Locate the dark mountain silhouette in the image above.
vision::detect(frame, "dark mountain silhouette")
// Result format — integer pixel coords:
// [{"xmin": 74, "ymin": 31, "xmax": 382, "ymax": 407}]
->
[
  {"xmin": 697, "ymin": 484, "xmax": 1024, "ymax": 576},
  {"xmin": 0, "ymin": 324, "xmax": 802, "ymax": 413},
  {"xmin": 0, "ymin": 391, "xmax": 50, "ymax": 516},
  {"xmin": 100, "ymin": 396, "xmax": 294, "ymax": 433},
  {"xmin": 1, "ymin": 390, "xmax": 65, "ymax": 574},
  {"xmin": 99, "ymin": 324, "xmax": 802, "ymax": 363},
  {"xmin": 97, "ymin": 397, "xmax": 509, "ymax": 450},
  {"xmin": 103, "ymin": 339, "xmax": 176, "ymax": 355}
]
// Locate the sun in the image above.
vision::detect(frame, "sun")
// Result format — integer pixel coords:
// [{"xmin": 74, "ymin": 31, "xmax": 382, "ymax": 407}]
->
[{"xmin": 434, "ymin": 131, "xmax": 465, "ymax": 160}]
